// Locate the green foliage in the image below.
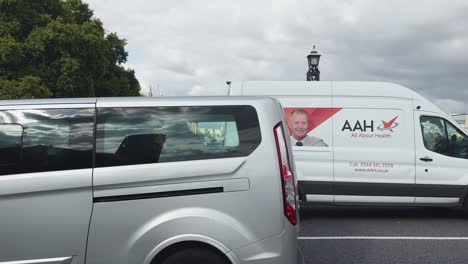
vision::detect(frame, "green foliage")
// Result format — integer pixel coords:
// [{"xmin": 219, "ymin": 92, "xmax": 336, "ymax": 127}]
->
[
  {"xmin": 0, "ymin": 76, "xmax": 52, "ymax": 99},
  {"xmin": 0, "ymin": 0, "xmax": 140, "ymax": 99}
]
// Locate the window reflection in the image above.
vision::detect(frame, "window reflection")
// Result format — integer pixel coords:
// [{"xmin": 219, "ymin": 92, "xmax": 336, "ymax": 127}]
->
[
  {"xmin": 446, "ymin": 122, "xmax": 468, "ymax": 158},
  {"xmin": 421, "ymin": 116, "xmax": 468, "ymax": 159},
  {"xmin": 0, "ymin": 109, "xmax": 94, "ymax": 175},
  {"xmin": 96, "ymin": 106, "xmax": 261, "ymax": 167}
]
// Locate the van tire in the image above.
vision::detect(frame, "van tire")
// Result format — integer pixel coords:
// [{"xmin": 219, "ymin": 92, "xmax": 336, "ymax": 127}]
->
[{"xmin": 160, "ymin": 247, "xmax": 229, "ymax": 264}]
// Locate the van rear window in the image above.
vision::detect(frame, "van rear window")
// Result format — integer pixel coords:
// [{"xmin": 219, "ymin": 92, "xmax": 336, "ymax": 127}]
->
[{"xmin": 95, "ymin": 105, "xmax": 261, "ymax": 167}]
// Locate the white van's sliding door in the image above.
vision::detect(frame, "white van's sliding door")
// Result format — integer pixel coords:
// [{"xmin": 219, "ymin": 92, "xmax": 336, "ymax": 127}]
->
[{"xmin": 332, "ymin": 95, "xmax": 416, "ymax": 204}]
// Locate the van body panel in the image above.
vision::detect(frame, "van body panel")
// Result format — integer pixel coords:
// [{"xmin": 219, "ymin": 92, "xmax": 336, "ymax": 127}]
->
[
  {"xmin": 87, "ymin": 198, "xmax": 256, "ymax": 263},
  {"xmin": 92, "ymin": 157, "xmax": 247, "ymax": 189},
  {"xmin": 262, "ymin": 94, "xmax": 332, "ymax": 202},
  {"xmin": 331, "ymin": 81, "xmax": 415, "ymax": 99},
  {"xmin": 412, "ymin": 95, "xmax": 446, "ymax": 114},
  {"xmin": 230, "ymin": 81, "xmax": 331, "ymax": 96},
  {"xmin": 332, "ymin": 96, "xmax": 416, "ymax": 203},
  {"xmin": 231, "ymin": 81, "xmax": 468, "ymax": 207},
  {"xmin": 143, "ymin": 234, "xmax": 235, "ymax": 264},
  {"xmin": 334, "ymin": 195, "xmax": 413, "ymax": 203},
  {"xmin": 0, "ymin": 170, "xmax": 92, "ymax": 264},
  {"xmin": 94, "ymin": 177, "xmax": 250, "ymax": 199},
  {"xmin": 229, "ymin": 221, "xmax": 297, "ymax": 264},
  {"xmin": 87, "ymin": 174, "xmax": 294, "ymax": 263}
]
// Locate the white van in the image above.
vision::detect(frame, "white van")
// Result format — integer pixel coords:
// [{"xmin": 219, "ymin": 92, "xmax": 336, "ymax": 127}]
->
[
  {"xmin": 230, "ymin": 81, "xmax": 468, "ymax": 211},
  {"xmin": 0, "ymin": 96, "xmax": 299, "ymax": 264}
]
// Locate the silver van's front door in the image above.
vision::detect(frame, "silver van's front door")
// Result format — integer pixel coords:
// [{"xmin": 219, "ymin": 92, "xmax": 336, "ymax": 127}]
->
[
  {"xmin": 0, "ymin": 105, "xmax": 95, "ymax": 264},
  {"xmin": 415, "ymin": 112, "xmax": 467, "ymax": 205}
]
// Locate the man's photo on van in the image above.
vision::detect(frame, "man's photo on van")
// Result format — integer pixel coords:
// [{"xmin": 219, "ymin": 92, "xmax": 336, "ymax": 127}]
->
[{"xmin": 288, "ymin": 108, "xmax": 328, "ymax": 147}]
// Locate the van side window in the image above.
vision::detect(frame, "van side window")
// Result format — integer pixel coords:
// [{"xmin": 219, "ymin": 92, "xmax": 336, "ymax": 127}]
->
[
  {"xmin": 0, "ymin": 109, "xmax": 94, "ymax": 176},
  {"xmin": 446, "ymin": 121, "xmax": 468, "ymax": 159},
  {"xmin": 95, "ymin": 105, "xmax": 261, "ymax": 167},
  {"xmin": 420, "ymin": 116, "xmax": 468, "ymax": 159}
]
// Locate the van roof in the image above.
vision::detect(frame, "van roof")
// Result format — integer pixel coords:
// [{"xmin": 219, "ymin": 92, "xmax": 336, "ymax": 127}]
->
[
  {"xmin": 232, "ymin": 81, "xmax": 418, "ymax": 99},
  {"xmin": 0, "ymin": 96, "xmax": 277, "ymax": 106},
  {"xmin": 231, "ymin": 80, "xmax": 449, "ymax": 116},
  {"xmin": 0, "ymin": 97, "xmax": 98, "ymax": 105}
]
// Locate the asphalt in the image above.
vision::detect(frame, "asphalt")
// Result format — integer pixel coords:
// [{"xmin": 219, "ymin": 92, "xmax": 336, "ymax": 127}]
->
[{"xmin": 298, "ymin": 205, "xmax": 468, "ymax": 264}]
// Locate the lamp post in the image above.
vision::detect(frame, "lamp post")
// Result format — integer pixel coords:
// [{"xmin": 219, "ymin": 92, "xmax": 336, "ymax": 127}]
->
[{"xmin": 306, "ymin": 46, "xmax": 321, "ymax": 81}]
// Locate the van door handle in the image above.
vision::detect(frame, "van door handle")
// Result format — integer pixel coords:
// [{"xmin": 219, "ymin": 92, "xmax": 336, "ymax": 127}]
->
[{"xmin": 420, "ymin": 157, "xmax": 433, "ymax": 162}]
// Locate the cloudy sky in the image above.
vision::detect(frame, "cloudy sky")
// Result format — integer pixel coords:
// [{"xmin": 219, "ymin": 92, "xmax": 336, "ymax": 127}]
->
[{"xmin": 85, "ymin": 0, "xmax": 468, "ymax": 114}]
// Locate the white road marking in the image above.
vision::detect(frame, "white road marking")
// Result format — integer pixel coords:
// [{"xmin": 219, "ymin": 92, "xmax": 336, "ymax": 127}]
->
[{"xmin": 299, "ymin": 236, "xmax": 468, "ymax": 240}]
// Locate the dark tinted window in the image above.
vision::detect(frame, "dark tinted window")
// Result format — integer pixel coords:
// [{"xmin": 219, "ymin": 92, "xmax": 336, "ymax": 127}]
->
[
  {"xmin": 420, "ymin": 116, "xmax": 468, "ymax": 159},
  {"xmin": 96, "ymin": 105, "xmax": 261, "ymax": 167},
  {"xmin": 446, "ymin": 121, "xmax": 468, "ymax": 159},
  {"xmin": 0, "ymin": 108, "xmax": 94, "ymax": 175}
]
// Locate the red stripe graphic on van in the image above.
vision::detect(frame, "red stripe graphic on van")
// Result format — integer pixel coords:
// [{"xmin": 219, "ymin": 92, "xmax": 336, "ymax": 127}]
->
[{"xmin": 284, "ymin": 108, "xmax": 342, "ymax": 134}]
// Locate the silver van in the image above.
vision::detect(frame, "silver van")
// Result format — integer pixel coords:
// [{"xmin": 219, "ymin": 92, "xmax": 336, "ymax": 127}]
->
[{"xmin": 0, "ymin": 96, "xmax": 299, "ymax": 264}]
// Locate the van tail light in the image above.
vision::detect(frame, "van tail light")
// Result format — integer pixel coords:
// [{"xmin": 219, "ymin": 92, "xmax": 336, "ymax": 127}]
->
[{"xmin": 273, "ymin": 122, "xmax": 297, "ymax": 226}]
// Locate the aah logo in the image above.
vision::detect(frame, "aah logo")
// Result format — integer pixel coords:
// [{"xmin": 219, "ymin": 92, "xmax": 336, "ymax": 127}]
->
[
  {"xmin": 342, "ymin": 120, "xmax": 374, "ymax": 132},
  {"xmin": 377, "ymin": 116, "xmax": 399, "ymax": 132},
  {"xmin": 342, "ymin": 116, "xmax": 399, "ymax": 133}
]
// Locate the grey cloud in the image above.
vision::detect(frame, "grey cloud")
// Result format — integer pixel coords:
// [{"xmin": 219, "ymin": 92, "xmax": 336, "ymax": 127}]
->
[{"xmin": 86, "ymin": 0, "xmax": 468, "ymax": 113}]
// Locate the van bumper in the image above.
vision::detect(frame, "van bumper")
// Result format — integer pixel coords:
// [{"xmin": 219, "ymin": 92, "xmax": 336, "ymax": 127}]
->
[{"xmin": 227, "ymin": 223, "xmax": 298, "ymax": 264}]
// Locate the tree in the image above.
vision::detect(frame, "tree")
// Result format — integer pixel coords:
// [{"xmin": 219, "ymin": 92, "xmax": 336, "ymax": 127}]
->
[{"xmin": 0, "ymin": 0, "xmax": 140, "ymax": 99}]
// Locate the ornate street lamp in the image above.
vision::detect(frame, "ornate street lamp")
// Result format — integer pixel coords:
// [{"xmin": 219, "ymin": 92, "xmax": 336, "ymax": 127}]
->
[{"xmin": 306, "ymin": 46, "xmax": 321, "ymax": 81}]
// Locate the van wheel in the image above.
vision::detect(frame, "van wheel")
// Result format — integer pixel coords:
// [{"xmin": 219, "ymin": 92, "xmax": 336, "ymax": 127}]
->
[{"xmin": 160, "ymin": 247, "xmax": 229, "ymax": 264}]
